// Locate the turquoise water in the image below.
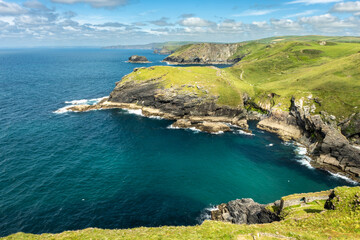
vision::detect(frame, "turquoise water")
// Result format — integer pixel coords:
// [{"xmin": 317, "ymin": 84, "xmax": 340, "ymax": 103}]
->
[{"xmin": 0, "ymin": 49, "xmax": 355, "ymax": 237}]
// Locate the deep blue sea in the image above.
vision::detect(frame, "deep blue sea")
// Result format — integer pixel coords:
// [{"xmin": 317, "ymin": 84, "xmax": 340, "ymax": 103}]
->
[{"xmin": 0, "ymin": 48, "xmax": 356, "ymax": 237}]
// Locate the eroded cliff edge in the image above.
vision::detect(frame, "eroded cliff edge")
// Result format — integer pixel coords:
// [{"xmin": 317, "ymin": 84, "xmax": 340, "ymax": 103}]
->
[{"xmin": 162, "ymin": 43, "xmax": 246, "ymax": 65}]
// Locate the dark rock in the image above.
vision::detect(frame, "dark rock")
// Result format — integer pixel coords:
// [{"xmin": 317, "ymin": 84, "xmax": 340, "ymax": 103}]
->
[
  {"xmin": 128, "ymin": 55, "xmax": 150, "ymax": 63},
  {"xmin": 289, "ymin": 97, "xmax": 360, "ymax": 180},
  {"xmin": 211, "ymin": 198, "xmax": 280, "ymax": 224},
  {"xmin": 109, "ymin": 79, "xmax": 246, "ymax": 119}
]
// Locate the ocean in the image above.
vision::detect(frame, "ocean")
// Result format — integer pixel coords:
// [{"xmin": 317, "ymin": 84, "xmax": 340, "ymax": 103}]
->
[{"xmin": 0, "ymin": 48, "xmax": 355, "ymax": 237}]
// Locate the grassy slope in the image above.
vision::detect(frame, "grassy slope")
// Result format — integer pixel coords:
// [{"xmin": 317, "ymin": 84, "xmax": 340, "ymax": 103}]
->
[
  {"xmin": 5, "ymin": 186, "xmax": 360, "ymax": 239},
  {"xmin": 234, "ymin": 41, "xmax": 360, "ymax": 119},
  {"xmin": 124, "ymin": 39, "xmax": 360, "ymax": 120},
  {"xmin": 121, "ymin": 66, "xmax": 248, "ymax": 107}
]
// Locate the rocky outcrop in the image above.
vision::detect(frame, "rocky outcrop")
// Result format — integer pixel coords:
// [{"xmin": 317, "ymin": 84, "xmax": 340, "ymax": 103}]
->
[
  {"xmin": 256, "ymin": 97, "xmax": 360, "ymax": 182},
  {"xmin": 127, "ymin": 55, "xmax": 150, "ymax": 63},
  {"xmin": 163, "ymin": 43, "xmax": 244, "ymax": 65},
  {"xmin": 211, "ymin": 189, "xmax": 334, "ymax": 225},
  {"xmin": 66, "ymin": 78, "xmax": 248, "ymax": 133},
  {"xmin": 172, "ymin": 119, "xmax": 231, "ymax": 133},
  {"xmin": 211, "ymin": 199, "xmax": 280, "ymax": 224},
  {"xmin": 340, "ymin": 112, "xmax": 360, "ymax": 145},
  {"xmin": 257, "ymin": 109, "xmax": 302, "ymax": 141}
]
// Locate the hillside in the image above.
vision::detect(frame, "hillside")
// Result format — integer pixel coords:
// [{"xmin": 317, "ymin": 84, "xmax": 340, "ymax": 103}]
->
[{"xmin": 5, "ymin": 186, "xmax": 360, "ymax": 239}]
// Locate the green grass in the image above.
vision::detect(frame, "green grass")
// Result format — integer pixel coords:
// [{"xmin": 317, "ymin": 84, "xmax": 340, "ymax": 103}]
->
[
  {"xmin": 5, "ymin": 187, "xmax": 360, "ymax": 240},
  {"xmin": 121, "ymin": 66, "xmax": 245, "ymax": 107},
  {"xmin": 123, "ymin": 39, "xmax": 360, "ymax": 119}
]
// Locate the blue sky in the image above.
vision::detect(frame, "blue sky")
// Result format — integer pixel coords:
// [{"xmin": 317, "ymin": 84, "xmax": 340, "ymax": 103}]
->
[{"xmin": 0, "ymin": 0, "xmax": 360, "ymax": 47}]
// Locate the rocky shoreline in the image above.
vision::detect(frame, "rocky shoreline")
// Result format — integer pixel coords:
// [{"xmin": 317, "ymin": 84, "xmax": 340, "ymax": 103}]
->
[
  {"xmin": 255, "ymin": 97, "xmax": 360, "ymax": 182},
  {"xmin": 66, "ymin": 96, "xmax": 360, "ymax": 183},
  {"xmin": 211, "ymin": 189, "xmax": 332, "ymax": 225},
  {"xmin": 61, "ymin": 64, "xmax": 360, "ymax": 182}
]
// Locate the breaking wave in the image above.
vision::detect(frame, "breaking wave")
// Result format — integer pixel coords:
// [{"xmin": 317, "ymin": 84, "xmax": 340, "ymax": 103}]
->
[{"xmin": 54, "ymin": 96, "xmax": 107, "ymax": 114}]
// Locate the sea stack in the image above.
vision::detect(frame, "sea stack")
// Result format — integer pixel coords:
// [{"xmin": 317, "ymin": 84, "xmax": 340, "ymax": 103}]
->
[{"xmin": 128, "ymin": 55, "xmax": 150, "ymax": 63}]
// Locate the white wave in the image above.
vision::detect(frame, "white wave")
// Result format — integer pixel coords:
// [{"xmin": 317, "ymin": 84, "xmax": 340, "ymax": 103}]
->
[
  {"xmin": 54, "ymin": 106, "xmax": 73, "ymax": 114},
  {"xmin": 211, "ymin": 131, "xmax": 224, "ymax": 135},
  {"xmin": 296, "ymin": 155, "xmax": 314, "ymax": 169},
  {"xmin": 328, "ymin": 171, "xmax": 358, "ymax": 185},
  {"xmin": 266, "ymin": 143, "xmax": 274, "ymax": 147},
  {"xmin": 167, "ymin": 125, "xmax": 180, "ymax": 130},
  {"xmin": 123, "ymin": 109, "xmax": 143, "ymax": 116},
  {"xmin": 188, "ymin": 127, "xmax": 201, "ymax": 133},
  {"xmin": 166, "ymin": 125, "xmax": 202, "ymax": 133},
  {"xmin": 197, "ymin": 205, "xmax": 218, "ymax": 223},
  {"xmin": 282, "ymin": 141, "xmax": 293, "ymax": 146},
  {"xmin": 235, "ymin": 129, "xmax": 254, "ymax": 136},
  {"xmin": 294, "ymin": 145, "xmax": 307, "ymax": 155},
  {"xmin": 54, "ymin": 96, "xmax": 107, "ymax": 114},
  {"xmin": 64, "ymin": 96, "xmax": 107, "ymax": 105},
  {"xmin": 149, "ymin": 116, "xmax": 164, "ymax": 120}
]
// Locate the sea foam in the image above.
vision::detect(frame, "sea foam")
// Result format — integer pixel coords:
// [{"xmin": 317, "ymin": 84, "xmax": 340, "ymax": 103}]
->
[
  {"xmin": 54, "ymin": 96, "xmax": 107, "ymax": 114},
  {"xmin": 328, "ymin": 172, "xmax": 358, "ymax": 185},
  {"xmin": 235, "ymin": 129, "xmax": 255, "ymax": 136},
  {"xmin": 123, "ymin": 109, "xmax": 143, "ymax": 116},
  {"xmin": 196, "ymin": 205, "xmax": 218, "ymax": 224}
]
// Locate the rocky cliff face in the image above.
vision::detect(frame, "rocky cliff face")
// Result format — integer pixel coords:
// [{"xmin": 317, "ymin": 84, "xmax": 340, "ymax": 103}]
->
[
  {"xmin": 257, "ymin": 97, "xmax": 360, "ymax": 181},
  {"xmin": 211, "ymin": 199, "xmax": 279, "ymax": 224},
  {"xmin": 211, "ymin": 189, "xmax": 340, "ymax": 226},
  {"xmin": 163, "ymin": 43, "xmax": 243, "ymax": 64},
  {"xmin": 108, "ymin": 78, "xmax": 245, "ymax": 118}
]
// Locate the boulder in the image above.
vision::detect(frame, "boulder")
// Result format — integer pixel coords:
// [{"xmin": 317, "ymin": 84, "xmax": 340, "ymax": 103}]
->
[{"xmin": 211, "ymin": 198, "xmax": 279, "ymax": 224}]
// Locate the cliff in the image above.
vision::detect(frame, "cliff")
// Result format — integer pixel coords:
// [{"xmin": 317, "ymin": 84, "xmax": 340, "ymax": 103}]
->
[
  {"xmin": 163, "ymin": 42, "xmax": 246, "ymax": 64},
  {"xmin": 67, "ymin": 38, "xmax": 360, "ymax": 180},
  {"xmin": 6, "ymin": 186, "xmax": 360, "ymax": 239}
]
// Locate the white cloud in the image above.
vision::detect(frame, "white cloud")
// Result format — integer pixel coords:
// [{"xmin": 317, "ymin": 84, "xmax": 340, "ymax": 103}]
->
[
  {"xmin": 270, "ymin": 18, "xmax": 303, "ymax": 31},
  {"xmin": 300, "ymin": 13, "xmax": 358, "ymax": 32},
  {"xmin": 0, "ymin": 0, "xmax": 26, "ymax": 15},
  {"xmin": 233, "ymin": 9, "xmax": 277, "ymax": 17},
  {"xmin": 331, "ymin": 1, "xmax": 360, "ymax": 12},
  {"xmin": 284, "ymin": 10, "xmax": 317, "ymax": 18},
  {"xmin": 252, "ymin": 21, "xmax": 268, "ymax": 28},
  {"xmin": 178, "ymin": 17, "xmax": 215, "ymax": 27},
  {"xmin": 51, "ymin": 0, "xmax": 128, "ymax": 8},
  {"xmin": 288, "ymin": 0, "xmax": 341, "ymax": 4}
]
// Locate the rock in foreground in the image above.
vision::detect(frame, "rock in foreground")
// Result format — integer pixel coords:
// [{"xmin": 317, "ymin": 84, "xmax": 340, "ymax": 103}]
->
[{"xmin": 211, "ymin": 199, "xmax": 279, "ymax": 224}]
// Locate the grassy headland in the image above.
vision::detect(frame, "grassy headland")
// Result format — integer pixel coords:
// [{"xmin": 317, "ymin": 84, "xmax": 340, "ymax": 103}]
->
[{"xmin": 126, "ymin": 38, "xmax": 360, "ymax": 121}]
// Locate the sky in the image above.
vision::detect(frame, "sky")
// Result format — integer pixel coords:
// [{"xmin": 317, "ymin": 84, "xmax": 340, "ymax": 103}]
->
[{"xmin": 0, "ymin": 0, "xmax": 360, "ymax": 47}]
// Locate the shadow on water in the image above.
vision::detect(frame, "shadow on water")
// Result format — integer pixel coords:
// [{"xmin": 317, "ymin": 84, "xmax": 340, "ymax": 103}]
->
[{"xmin": 0, "ymin": 191, "xmax": 206, "ymax": 237}]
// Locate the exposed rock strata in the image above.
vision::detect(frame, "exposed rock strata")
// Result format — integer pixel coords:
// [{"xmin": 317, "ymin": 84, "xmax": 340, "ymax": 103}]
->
[
  {"xmin": 211, "ymin": 199, "xmax": 280, "ymax": 224},
  {"xmin": 257, "ymin": 97, "xmax": 360, "ymax": 182},
  {"xmin": 66, "ymin": 78, "xmax": 249, "ymax": 133},
  {"xmin": 163, "ymin": 43, "xmax": 244, "ymax": 65}
]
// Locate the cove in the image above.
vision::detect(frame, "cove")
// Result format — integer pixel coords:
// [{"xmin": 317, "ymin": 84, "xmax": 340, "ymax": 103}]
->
[{"xmin": 0, "ymin": 49, "xmax": 355, "ymax": 237}]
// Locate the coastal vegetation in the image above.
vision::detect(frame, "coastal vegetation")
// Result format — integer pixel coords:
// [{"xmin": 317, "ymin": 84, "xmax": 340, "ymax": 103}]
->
[
  {"xmin": 5, "ymin": 186, "xmax": 360, "ymax": 239},
  {"xmin": 125, "ymin": 39, "xmax": 360, "ymax": 119}
]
